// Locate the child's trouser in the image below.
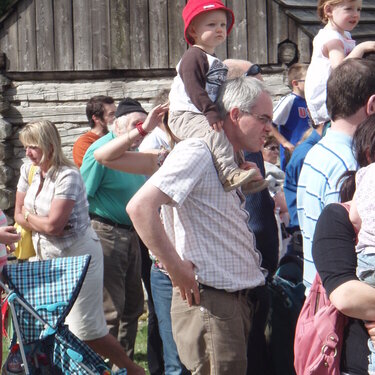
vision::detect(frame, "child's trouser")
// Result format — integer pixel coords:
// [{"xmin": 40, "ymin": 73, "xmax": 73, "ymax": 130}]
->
[{"xmin": 169, "ymin": 111, "xmax": 237, "ymax": 183}]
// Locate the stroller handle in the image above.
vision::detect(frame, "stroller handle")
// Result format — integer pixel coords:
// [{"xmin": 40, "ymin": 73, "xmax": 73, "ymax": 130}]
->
[{"xmin": 36, "ymin": 301, "xmax": 68, "ymax": 312}]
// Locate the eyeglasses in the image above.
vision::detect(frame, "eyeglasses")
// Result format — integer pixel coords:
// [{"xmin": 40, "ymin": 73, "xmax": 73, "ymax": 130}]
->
[
  {"xmin": 264, "ymin": 145, "xmax": 279, "ymax": 152},
  {"xmin": 297, "ymin": 80, "xmax": 305, "ymax": 82},
  {"xmin": 241, "ymin": 110, "xmax": 273, "ymax": 125}
]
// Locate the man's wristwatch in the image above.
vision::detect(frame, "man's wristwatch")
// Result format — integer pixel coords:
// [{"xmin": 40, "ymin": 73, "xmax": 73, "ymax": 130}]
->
[
  {"xmin": 24, "ymin": 211, "xmax": 30, "ymax": 222},
  {"xmin": 245, "ymin": 64, "xmax": 262, "ymax": 76}
]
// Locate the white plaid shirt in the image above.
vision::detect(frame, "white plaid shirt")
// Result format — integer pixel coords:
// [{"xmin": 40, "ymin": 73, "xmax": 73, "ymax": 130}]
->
[
  {"xmin": 17, "ymin": 163, "xmax": 91, "ymax": 259},
  {"xmin": 149, "ymin": 139, "xmax": 266, "ymax": 292}
]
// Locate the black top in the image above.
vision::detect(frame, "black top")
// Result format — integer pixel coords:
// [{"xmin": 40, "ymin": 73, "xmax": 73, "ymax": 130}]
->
[
  {"xmin": 244, "ymin": 151, "xmax": 279, "ymax": 277},
  {"xmin": 312, "ymin": 203, "xmax": 369, "ymax": 374}
]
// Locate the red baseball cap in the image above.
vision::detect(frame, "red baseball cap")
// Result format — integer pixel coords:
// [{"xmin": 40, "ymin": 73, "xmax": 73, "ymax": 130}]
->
[{"xmin": 182, "ymin": 0, "xmax": 235, "ymax": 45}]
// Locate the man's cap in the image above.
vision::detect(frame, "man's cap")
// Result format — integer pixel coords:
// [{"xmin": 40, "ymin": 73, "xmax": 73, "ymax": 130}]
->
[
  {"xmin": 115, "ymin": 98, "xmax": 148, "ymax": 118},
  {"xmin": 182, "ymin": 0, "xmax": 235, "ymax": 45}
]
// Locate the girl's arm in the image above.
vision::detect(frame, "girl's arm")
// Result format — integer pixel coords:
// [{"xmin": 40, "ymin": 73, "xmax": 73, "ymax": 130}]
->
[
  {"xmin": 325, "ymin": 39, "xmax": 375, "ymax": 69},
  {"xmin": 346, "ymin": 41, "xmax": 375, "ymax": 59},
  {"xmin": 324, "ymin": 39, "xmax": 346, "ymax": 69}
]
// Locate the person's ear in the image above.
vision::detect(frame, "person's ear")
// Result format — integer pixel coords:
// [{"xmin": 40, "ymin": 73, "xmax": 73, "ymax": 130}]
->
[
  {"xmin": 92, "ymin": 114, "xmax": 100, "ymax": 125},
  {"xmin": 291, "ymin": 79, "xmax": 299, "ymax": 88},
  {"xmin": 229, "ymin": 107, "xmax": 241, "ymax": 124},
  {"xmin": 187, "ymin": 25, "xmax": 196, "ymax": 43},
  {"xmin": 366, "ymin": 94, "xmax": 375, "ymax": 115},
  {"xmin": 324, "ymin": 4, "xmax": 333, "ymax": 19}
]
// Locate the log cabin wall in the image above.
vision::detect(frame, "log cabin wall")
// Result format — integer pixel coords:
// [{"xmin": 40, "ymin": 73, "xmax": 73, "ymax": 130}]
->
[{"xmin": 0, "ymin": 0, "xmax": 313, "ymax": 73}]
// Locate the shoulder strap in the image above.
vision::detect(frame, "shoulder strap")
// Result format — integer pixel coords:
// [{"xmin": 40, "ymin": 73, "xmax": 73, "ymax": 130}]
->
[{"xmin": 28, "ymin": 165, "xmax": 37, "ymax": 186}]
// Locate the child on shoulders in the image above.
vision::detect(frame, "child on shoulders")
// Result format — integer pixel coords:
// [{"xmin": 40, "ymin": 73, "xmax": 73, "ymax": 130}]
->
[{"xmin": 168, "ymin": 0, "xmax": 267, "ymax": 194}]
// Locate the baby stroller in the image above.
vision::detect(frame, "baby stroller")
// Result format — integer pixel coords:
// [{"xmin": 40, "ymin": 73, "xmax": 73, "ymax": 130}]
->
[{"xmin": 0, "ymin": 255, "xmax": 127, "ymax": 375}]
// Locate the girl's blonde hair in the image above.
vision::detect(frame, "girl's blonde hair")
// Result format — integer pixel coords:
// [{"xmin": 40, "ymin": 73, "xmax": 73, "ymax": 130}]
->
[
  {"xmin": 317, "ymin": 0, "xmax": 355, "ymax": 24},
  {"xmin": 20, "ymin": 120, "xmax": 75, "ymax": 174}
]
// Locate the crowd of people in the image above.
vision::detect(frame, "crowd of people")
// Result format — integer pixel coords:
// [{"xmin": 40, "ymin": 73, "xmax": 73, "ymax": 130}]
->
[{"xmin": 2, "ymin": 0, "xmax": 375, "ymax": 374}]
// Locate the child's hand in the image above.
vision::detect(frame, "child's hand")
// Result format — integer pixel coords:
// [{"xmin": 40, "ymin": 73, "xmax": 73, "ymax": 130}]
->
[
  {"xmin": 0, "ymin": 226, "xmax": 21, "ymax": 246},
  {"xmin": 239, "ymin": 161, "xmax": 263, "ymax": 181},
  {"xmin": 356, "ymin": 41, "xmax": 375, "ymax": 55},
  {"xmin": 212, "ymin": 120, "xmax": 223, "ymax": 132}
]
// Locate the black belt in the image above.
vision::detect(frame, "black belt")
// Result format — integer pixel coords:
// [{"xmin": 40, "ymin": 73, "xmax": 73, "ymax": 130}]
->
[
  {"xmin": 198, "ymin": 283, "xmax": 262, "ymax": 300},
  {"xmin": 90, "ymin": 213, "xmax": 133, "ymax": 231}
]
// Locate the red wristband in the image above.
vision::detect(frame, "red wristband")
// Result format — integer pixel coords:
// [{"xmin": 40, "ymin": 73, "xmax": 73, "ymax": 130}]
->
[{"xmin": 136, "ymin": 122, "xmax": 148, "ymax": 137}]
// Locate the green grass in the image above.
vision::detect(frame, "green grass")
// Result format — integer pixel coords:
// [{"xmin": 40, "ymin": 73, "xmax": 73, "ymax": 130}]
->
[{"xmin": 134, "ymin": 317, "xmax": 150, "ymax": 375}]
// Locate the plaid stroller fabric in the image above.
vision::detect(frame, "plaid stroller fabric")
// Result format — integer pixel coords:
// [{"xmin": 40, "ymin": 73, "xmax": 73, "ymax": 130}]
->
[
  {"xmin": 1, "ymin": 256, "xmax": 127, "ymax": 375},
  {"xmin": 4, "ymin": 256, "xmax": 89, "ymax": 344}
]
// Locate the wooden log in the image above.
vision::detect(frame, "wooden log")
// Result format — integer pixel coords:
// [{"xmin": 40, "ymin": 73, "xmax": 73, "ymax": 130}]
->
[
  {"xmin": 54, "ymin": 0, "xmax": 74, "ymax": 70},
  {"xmin": 227, "ymin": 0, "xmax": 248, "ymax": 60},
  {"xmin": 247, "ymin": 0, "xmax": 268, "ymax": 64},
  {"xmin": 73, "ymin": 0, "xmax": 92, "ymax": 70},
  {"xmin": 0, "ymin": 143, "xmax": 13, "ymax": 161},
  {"xmin": 4, "ymin": 79, "xmax": 174, "ymax": 102},
  {"xmin": 130, "ymin": 0, "xmax": 149, "ymax": 69},
  {"xmin": 0, "ymin": 10, "xmax": 18, "ymax": 71},
  {"xmin": 167, "ymin": 0, "xmax": 185, "ymax": 68},
  {"xmin": 0, "ymin": 52, "xmax": 5, "ymax": 70},
  {"xmin": 267, "ymin": 0, "xmax": 288, "ymax": 65},
  {"xmin": 18, "ymin": 0, "xmax": 37, "ymax": 71},
  {"xmin": 36, "ymin": 0, "xmax": 54, "ymax": 70},
  {"xmin": 0, "ymin": 188, "xmax": 15, "ymax": 210},
  {"xmin": 110, "ymin": 0, "xmax": 131, "ymax": 69},
  {"xmin": 92, "ymin": 0, "xmax": 111, "ymax": 70},
  {"xmin": 0, "ymin": 119, "xmax": 12, "ymax": 140},
  {"xmin": 149, "ymin": 0, "xmax": 168, "ymax": 68},
  {"xmin": 0, "ymin": 100, "xmax": 10, "ymax": 113},
  {"xmin": 4, "ymin": 105, "xmax": 87, "ymax": 124},
  {"xmin": 0, "ymin": 165, "xmax": 14, "ymax": 184}
]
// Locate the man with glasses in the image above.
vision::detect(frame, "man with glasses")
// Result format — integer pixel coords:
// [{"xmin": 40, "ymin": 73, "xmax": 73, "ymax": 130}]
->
[{"xmin": 127, "ymin": 76, "xmax": 271, "ymax": 374}]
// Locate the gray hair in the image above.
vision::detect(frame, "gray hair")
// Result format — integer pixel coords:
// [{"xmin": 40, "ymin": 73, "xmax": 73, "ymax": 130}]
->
[
  {"xmin": 114, "ymin": 114, "xmax": 131, "ymax": 134},
  {"xmin": 216, "ymin": 76, "xmax": 268, "ymax": 118}
]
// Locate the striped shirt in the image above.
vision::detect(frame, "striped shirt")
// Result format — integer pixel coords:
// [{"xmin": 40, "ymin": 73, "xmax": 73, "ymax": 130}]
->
[
  {"xmin": 149, "ymin": 138, "xmax": 266, "ymax": 292},
  {"xmin": 297, "ymin": 129, "xmax": 357, "ymax": 286},
  {"xmin": 17, "ymin": 163, "xmax": 90, "ymax": 259}
]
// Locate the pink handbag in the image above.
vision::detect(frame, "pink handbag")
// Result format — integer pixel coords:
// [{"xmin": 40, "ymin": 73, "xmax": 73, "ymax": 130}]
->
[{"xmin": 294, "ymin": 271, "xmax": 347, "ymax": 374}]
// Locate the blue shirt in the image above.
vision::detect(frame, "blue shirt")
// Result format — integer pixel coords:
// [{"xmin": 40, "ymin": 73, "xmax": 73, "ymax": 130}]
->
[
  {"xmin": 284, "ymin": 130, "xmax": 321, "ymax": 229},
  {"xmin": 273, "ymin": 93, "xmax": 311, "ymax": 170},
  {"xmin": 297, "ymin": 129, "xmax": 357, "ymax": 286}
]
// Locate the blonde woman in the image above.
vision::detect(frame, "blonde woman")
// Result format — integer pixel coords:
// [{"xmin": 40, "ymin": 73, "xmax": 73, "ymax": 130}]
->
[{"xmin": 14, "ymin": 120, "xmax": 145, "ymax": 375}]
